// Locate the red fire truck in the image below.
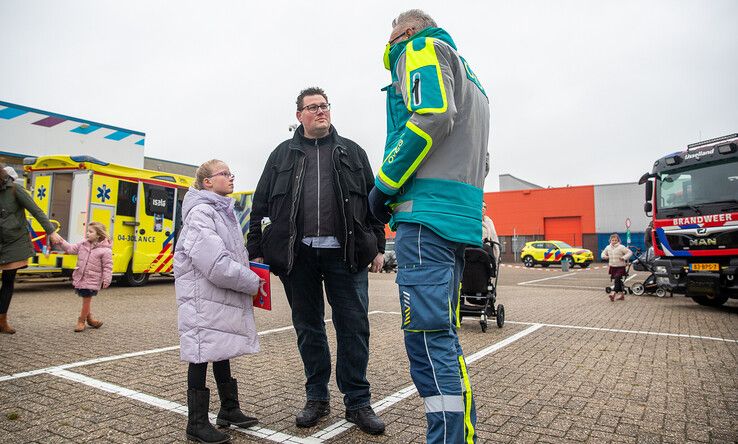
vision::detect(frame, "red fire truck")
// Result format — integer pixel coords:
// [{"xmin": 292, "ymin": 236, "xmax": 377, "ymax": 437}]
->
[{"xmin": 640, "ymin": 133, "xmax": 738, "ymax": 307}]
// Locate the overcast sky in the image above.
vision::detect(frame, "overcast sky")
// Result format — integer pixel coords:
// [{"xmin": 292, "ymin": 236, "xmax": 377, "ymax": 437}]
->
[{"xmin": 2, "ymin": 0, "xmax": 737, "ymax": 191}]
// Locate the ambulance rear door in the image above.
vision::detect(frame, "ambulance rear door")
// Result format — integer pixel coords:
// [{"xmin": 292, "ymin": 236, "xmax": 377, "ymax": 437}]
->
[{"xmin": 132, "ymin": 182, "xmax": 176, "ymax": 274}]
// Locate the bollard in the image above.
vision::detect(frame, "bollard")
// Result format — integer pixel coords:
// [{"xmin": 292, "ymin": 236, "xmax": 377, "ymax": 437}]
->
[{"xmin": 561, "ymin": 257, "xmax": 570, "ymax": 272}]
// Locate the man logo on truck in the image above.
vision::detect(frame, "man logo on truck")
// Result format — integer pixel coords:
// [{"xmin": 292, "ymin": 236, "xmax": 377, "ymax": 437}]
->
[{"xmin": 689, "ymin": 238, "xmax": 717, "ymax": 247}]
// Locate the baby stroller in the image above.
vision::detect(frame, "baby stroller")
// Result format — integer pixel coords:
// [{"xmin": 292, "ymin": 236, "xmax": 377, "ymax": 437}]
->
[
  {"xmin": 630, "ymin": 247, "xmax": 671, "ymax": 298},
  {"xmin": 459, "ymin": 241, "xmax": 504, "ymax": 332}
]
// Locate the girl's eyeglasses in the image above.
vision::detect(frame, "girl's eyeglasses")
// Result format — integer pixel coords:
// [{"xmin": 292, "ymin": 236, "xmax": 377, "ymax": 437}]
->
[{"xmin": 209, "ymin": 171, "xmax": 235, "ymax": 179}]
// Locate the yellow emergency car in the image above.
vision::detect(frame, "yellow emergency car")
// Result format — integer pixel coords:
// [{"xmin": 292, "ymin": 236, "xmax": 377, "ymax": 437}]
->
[
  {"xmin": 520, "ymin": 240, "xmax": 594, "ymax": 268},
  {"xmin": 22, "ymin": 155, "xmax": 193, "ymax": 286}
]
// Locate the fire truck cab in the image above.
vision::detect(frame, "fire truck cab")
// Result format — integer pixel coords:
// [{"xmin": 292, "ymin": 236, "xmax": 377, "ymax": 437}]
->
[{"xmin": 640, "ymin": 133, "xmax": 738, "ymax": 306}]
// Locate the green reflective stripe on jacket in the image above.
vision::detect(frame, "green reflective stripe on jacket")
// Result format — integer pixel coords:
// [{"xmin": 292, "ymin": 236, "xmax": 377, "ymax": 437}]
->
[
  {"xmin": 378, "ymin": 121, "xmax": 431, "ymax": 191},
  {"xmin": 405, "ymin": 37, "xmax": 448, "ymax": 114}
]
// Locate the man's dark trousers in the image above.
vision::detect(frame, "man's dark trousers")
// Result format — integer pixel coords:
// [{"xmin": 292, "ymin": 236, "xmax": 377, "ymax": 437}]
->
[{"xmin": 279, "ymin": 242, "xmax": 371, "ymax": 409}]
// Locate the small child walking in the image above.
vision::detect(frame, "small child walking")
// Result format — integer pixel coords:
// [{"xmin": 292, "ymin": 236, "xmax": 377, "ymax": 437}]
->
[
  {"xmin": 57, "ymin": 222, "xmax": 113, "ymax": 332},
  {"xmin": 601, "ymin": 233, "xmax": 633, "ymax": 301}
]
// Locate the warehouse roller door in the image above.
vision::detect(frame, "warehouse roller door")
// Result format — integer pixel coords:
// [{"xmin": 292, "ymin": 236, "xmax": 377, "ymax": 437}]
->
[{"xmin": 544, "ymin": 216, "xmax": 582, "ymax": 246}]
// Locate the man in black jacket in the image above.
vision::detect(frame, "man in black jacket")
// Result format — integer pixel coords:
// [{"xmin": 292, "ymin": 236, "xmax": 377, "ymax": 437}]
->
[{"xmin": 247, "ymin": 87, "xmax": 386, "ymax": 435}]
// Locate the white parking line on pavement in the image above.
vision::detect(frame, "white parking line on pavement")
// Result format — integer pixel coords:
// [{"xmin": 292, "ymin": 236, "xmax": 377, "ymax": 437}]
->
[
  {"xmin": 506, "ymin": 321, "xmax": 738, "ymax": 344},
  {"xmin": 0, "ymin": 345, "xmax": 180, "ymax": 383},
  {"xmin": 308, "ymin": 323, "xmax": 544, "ymax": 441},
  {"xmin": 0, "ymin": 310, "xmax": 386, "ymax": 383},
  {"xmin": 508, "ymin": 284, "xmax": 604, "ymax": 290},
  {"xmin": 517, "ymin": 270, "xmax": 583, "ymax": 285},
  {"xmin": 50, "ymin": 369, "xmax": 322, "ymax": 444}
]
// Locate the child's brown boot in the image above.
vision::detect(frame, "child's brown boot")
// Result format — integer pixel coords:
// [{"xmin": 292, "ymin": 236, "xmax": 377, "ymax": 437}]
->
[
  {"xmin": 74, "ymin": 317, "xmax": 86, "ymax": 332},
  {"xmin": 0, "ymin": 314, "xmax": 16, "ymax": 334},
  {"xmin": 86, "ymin": 314, "xmax": 103, "ymax": 329}
]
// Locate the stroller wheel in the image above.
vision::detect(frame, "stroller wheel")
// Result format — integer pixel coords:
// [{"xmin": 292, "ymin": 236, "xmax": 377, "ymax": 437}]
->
[
  {"xmin": 496, "ymin": 304, "xmax": 505, "ymax": 328},
  {"xmin": 656, "ymin": 288, "xmax": 667, "ymax": 298},
  {"xmin": 605, "ymin": 287, "xmax": 612, "ymax": 294},
  {"xmin": 480, "ymin": 320, "xmax": 488, "ymax": 332},
  {"xmin": 631, "ymin": 283, "xmax": 645, "ymax": 296}
]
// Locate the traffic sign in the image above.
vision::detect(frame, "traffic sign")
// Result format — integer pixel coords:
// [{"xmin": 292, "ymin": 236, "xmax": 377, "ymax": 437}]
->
[{"xmin": 625, "ymin": 218, "xmax": 631, "ymax": 229}]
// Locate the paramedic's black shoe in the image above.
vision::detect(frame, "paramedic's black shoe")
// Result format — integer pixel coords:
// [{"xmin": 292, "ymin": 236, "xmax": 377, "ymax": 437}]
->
[
  {"xmin": 296, "ymin": 400, "xmax": 330, "ymax": 427},
  {"xmin": 345, "ymin": 406, "xmax": 385, "ymax": 435}
]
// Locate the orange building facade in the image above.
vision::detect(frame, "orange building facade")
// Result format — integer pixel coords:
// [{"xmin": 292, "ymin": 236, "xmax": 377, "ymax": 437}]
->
[
  {"xmin": 484, "ymin": 185, "xmax": 597, "ymax": 257},
  {"xmin": 383, "ymin": 181, "xmax": 649, "ymax": 263}
]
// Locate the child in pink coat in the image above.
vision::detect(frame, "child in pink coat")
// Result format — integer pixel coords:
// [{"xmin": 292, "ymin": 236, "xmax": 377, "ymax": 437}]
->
[{"xmin": 56, "ymin": 222, "xmax": 113, "ymax": 332}]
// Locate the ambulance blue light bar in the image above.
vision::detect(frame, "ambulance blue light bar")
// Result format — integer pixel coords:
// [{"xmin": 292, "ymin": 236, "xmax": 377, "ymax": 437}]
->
[{"xmin": 70, "ymin": 155, "xmax": 109, "ymax": 166}]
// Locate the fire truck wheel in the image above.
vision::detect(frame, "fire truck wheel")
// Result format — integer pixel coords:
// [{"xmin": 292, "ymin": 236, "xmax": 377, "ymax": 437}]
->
[
  {"xmin": 124, "ymin": 262, "xmax": 150, "ymax": 287},
  {"xmin": 691, "ymin": 293, "xmax": 728, "ymax": 307}
]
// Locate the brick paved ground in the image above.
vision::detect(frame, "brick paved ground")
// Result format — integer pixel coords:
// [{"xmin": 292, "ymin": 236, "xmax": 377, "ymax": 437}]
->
[{"xmin": 1, "ymin": 264, "xmax": 736, "ymax": 443}]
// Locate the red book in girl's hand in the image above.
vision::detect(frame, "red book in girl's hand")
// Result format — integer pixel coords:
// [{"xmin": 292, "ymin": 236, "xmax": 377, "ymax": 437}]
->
[{"xmin": 249, "ymin": 262, "xmax": 271, "ymax": 311}]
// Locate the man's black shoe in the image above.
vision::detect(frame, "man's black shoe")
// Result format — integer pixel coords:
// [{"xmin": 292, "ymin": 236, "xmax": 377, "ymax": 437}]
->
[
  {"xmin": 295, "ymin": 400, "xmax": 330, "ymax": 428},
  {"xmin": 345, "ymin": 406, "xmax": 385, "ymax": 435}
]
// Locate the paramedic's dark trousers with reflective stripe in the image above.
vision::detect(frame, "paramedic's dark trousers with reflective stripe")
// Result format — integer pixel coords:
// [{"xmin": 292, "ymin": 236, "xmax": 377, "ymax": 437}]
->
[{"xmin": 395, "ymin": 223, "xmax": 477, "ymax": 444}]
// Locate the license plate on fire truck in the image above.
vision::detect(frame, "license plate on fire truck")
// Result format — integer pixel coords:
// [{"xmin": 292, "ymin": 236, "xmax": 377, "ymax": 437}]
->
[{"xmin": 690, "ymin": 263, "xmax": 719, "ymax": 271}]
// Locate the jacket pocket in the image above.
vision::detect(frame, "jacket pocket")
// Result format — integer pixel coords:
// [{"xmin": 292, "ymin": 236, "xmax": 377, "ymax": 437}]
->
[
  {"xmin": 0, "ymin": 214, "xmax": 28, "ymax": 244},
  {"xmin": 339, "ymin": 156, "xmax": 366, "ymax": 197},
  {"xmin": 268, "ymin": 165, "xmax": 292, "ymax": 221},
  {"xmin": 260, "ymin": 222, "xmax": 289, "ymax": 276},
  {"xmin": 396, "ymin": 266, "xmax": 453, "ymax": 331},
  {"xmin": 352, "ymin": 217, "xmax": 377, "ymax": 270}
]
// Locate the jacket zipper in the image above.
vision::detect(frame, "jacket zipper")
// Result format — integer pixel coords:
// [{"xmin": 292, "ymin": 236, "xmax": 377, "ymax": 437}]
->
[
  {"xmin": 332, "ymin": 145, "xmax": 348, "ymax": 263},
  {"xmin": 287, "ymin": 155, "xmax": 306, "ymax": 273},
  {"xmin": 315, "ymin": 138, "xmax": 320, "ymax": 238}
]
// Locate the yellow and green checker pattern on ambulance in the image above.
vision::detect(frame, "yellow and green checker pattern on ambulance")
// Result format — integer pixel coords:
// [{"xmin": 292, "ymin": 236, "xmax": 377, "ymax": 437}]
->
[{"xmin": 520, "ymin": 240, "xmax": 594, "ymax": 268}]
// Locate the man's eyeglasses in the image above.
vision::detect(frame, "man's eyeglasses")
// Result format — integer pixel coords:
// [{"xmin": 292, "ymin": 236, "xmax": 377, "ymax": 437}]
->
[
  {"xmin": 388, "ymin": 32, "xmax": 406, "ymax": 45},
  {"xmin": 209, "ymin": 171, "xmax": 235, "ymax": 179},
  {"xmin": 389, "ymin": 27, "xmax": 412, "ymax": 45},
  {"xmin": 299, "ymin": 103, "xmax": 331, "ymax": 113}
]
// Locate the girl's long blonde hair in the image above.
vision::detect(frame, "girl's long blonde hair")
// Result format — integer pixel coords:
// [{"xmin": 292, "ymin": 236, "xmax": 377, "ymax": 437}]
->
[{"xmin": 88, "ymin": 221, "xmax": 110, "ymax": 242}]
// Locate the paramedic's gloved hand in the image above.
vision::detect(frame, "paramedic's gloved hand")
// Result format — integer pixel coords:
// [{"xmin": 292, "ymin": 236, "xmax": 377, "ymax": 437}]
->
[{"xmin": 368, "ymin": 187, "xmax": 391, "ymax": 224}]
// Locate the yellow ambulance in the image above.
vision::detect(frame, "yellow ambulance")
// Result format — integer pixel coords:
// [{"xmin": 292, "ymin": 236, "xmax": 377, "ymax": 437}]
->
[{"xmin": 22, "ymin": 155, "xmax": 193, "ymax": 286}]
